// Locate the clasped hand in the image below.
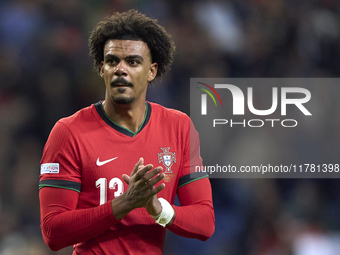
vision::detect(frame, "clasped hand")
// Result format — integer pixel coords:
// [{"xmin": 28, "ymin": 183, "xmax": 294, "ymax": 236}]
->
[{"xmin": 122, "ymin": 157, "xmax": 164, "ymax": 216}]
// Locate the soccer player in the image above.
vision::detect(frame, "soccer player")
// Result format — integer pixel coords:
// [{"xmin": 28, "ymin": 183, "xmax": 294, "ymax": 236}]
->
[{"xmin": 39, "ymin": 10, "xmax": 215, "ymax": 254}]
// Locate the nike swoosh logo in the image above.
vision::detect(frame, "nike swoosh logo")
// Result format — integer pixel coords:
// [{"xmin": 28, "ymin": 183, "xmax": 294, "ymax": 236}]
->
[{"xmin": 96, "ymin": 157, "xmax": 118, "ymax": 166}]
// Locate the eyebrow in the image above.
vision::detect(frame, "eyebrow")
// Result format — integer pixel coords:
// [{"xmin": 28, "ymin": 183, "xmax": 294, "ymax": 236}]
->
[
  {"xmin": 104, "ymin": 54, "xmax": 144, "ymax": 62},
  {"xmin": 127, "ymin": 55, "xmax": 144, "ymax": 61},
  {"xmin": 104, "ymin": 54, "xmax": 119, "ymax": 61}
]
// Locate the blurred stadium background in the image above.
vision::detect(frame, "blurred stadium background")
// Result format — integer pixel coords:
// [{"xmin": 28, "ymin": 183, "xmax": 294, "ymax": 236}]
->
[{"xmin": 1, "ymin": 0, "xmax": 340, "ymax": 254}]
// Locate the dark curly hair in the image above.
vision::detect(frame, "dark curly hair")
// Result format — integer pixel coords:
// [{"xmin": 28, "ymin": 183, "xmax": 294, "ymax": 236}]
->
[{"xmin": 89, "ymin": 10, "xmax": 176, "ymax": 78}]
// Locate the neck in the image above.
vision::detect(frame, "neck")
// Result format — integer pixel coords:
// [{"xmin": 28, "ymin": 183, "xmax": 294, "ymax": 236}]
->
[{"xmin": 102, "ymin": 98, "xmax": 146, "ymax": 134}]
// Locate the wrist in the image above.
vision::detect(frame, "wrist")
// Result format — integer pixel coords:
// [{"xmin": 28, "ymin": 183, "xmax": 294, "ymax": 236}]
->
[
  {"xmin": 151, "ymin": 198, "xmax": 175, "ymax": 227},
  {"xmin": 110, "ymin": 194, "xmax": 133, "ymax": 220},
  {"xmin": 148, "ymin": 197, "xmax": 162, "ymax": 216}
]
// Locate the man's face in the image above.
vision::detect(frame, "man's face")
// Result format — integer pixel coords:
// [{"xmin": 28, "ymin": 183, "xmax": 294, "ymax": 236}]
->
[{"xmin": 100, "ymin": 39, "xmax": 158, "ymax": 105}]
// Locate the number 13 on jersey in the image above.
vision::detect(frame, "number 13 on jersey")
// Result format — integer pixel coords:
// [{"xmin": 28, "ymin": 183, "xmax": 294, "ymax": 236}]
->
[{"xmin": 96, "ymin": 178, "xmax": 124, "ymax": 205}]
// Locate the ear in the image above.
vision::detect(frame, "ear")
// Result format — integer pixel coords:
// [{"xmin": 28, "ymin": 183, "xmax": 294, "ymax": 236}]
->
[
  {"xmin": 100, "ymin": 62, "xmax": 104, "ymax": 77},
  {"xmin": 148, "ymin": 63, "xmax": 158, "ymax": 82}
]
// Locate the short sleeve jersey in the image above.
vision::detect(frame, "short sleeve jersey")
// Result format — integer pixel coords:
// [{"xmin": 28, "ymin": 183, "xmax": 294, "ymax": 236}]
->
[{"xmin": 39, "ymin": 101, "xmax": 207, "ymax": 254}]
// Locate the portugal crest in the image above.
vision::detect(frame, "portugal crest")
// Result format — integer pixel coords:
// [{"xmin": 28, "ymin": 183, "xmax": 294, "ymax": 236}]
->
[{"xmin": 158, "ymin": 147, "xmax": 176, "ymax": 173}]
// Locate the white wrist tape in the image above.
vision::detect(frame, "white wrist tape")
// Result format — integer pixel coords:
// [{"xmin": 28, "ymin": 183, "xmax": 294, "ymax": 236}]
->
[{"xmin": 151, "ymin": 198, "xmax": 174, "ymax": 227}]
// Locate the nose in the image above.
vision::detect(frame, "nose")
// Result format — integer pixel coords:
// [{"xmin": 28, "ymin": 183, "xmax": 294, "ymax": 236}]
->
[{"xmin": 114, "ymin": 62, "xmax": 127, "ymax": 76}]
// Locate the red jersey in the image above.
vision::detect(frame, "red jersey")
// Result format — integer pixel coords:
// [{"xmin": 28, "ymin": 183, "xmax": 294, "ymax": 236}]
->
[{"xmin": 39, "ymin": 101, "xmax": 214, "ymax": 254}]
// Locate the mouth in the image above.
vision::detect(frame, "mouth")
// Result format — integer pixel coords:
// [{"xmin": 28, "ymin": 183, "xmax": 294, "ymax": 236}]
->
[{"xmin": 112, "ymin": 84, "xmax": 132, "ymax": 88}]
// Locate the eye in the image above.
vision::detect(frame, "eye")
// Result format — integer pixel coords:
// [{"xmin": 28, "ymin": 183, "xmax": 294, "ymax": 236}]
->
[
  {"xmin": 105, "ymin": 58, "xmax": 117, "ymax": 65},
  {"xmin": 129, "ymin": 59, "xmax": 140, "ymax": 66}
]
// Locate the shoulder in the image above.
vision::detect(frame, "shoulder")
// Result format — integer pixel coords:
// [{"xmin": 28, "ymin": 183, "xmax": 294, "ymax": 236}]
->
[
  {"xmin": 47, "ymin": 104, "xmax": 97, "ymax": 140},
  {"xmin": 57, "ymin": 104, "xmax": 96, "ymax": 129},
  {"xmin": 149, "ymin": 102, "xmax": 190, "ymax": 124}
]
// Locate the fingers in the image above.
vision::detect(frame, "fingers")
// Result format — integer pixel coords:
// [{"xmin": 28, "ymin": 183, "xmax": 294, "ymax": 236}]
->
[
  {"xmin": 134, "ymin": 164, "xmax": 154, "ymax": 180},
  {"xmin": 145, "ymin": 172, "xmax": 165, "ymax": 188},
  {"xmin": 122, "ymin": 174, "xmax": 130, "ymax": 184},
  {"xmin": 123, "ymin": 170, "xmax": 163, "ymax": 187},
  {"xmin": 123, "ymin": 159, "xmax": 166, "ymax": 210},
  {"xmin": 131, "ymin": 157, "xmax": 144, "ymax": 177},
  {"xmin": 143, "ymin": 166, "xmax": 163, "ymax": 181},
  {"xmin": 129, "ymin": 159, "xmax": 165, "ymax": 197},
  {"xmin": 150, "ymin": 183, "xmax": 166, "ymax": 196}
]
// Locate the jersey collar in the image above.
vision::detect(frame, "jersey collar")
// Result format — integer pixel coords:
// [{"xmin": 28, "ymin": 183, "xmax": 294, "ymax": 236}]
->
[{"xmin": 94, "ymin": 101, "xmax": 151, "ymax": 137}]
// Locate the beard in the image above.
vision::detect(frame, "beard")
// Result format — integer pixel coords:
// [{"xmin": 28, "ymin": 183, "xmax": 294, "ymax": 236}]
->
[
  {"xmin": 111, "ymin": 95, "xmax": 135, "ymax": 104},
  {"xmin": 110, "ymin": 77, "xmax": 136, "ymax": 104}
]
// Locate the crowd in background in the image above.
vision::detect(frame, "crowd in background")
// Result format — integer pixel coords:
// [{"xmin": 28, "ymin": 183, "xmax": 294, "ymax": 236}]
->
[{"xmin": 1, "ymin": 0, "xmax": 340, "ymax": 254}]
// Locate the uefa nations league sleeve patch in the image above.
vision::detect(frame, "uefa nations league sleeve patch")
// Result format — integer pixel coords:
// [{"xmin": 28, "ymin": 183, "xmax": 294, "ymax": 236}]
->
[{"xmin": 41, "ymin": 163, "xmax": 60, "ymax": 174}]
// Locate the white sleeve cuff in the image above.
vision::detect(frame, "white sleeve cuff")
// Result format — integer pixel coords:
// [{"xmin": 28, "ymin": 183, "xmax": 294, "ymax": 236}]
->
[{"xmin": 151, "ymin": 198, "xmax": 175, "ymax": 227}]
